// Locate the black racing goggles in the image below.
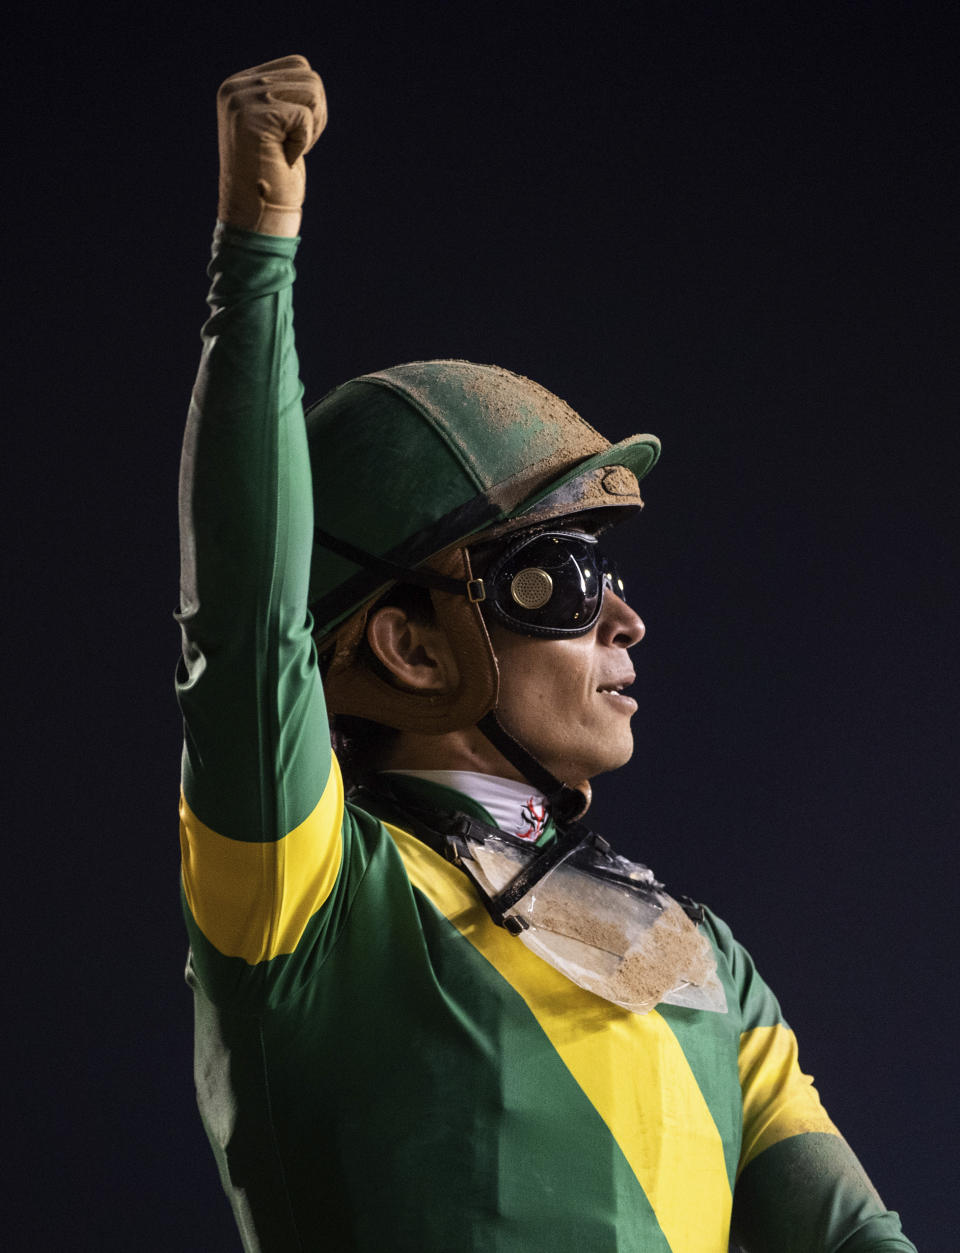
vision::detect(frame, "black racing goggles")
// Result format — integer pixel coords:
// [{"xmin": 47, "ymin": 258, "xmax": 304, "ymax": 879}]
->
[{"xmin": 481, "ymin": 530, "xmax": 627, "ymax": 639}]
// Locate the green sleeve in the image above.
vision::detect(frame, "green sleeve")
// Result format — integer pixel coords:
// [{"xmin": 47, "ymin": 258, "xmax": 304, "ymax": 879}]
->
[
  {"xmin": 705, "ymin": 913, "xmax": 916, "ymax": 1252},
  {"xmin": 732, "ymin": 1133, "xmax": 916, "ymax": 1252},
  {"xmin": 176, "ymin": 224, "xmax": 345, "ymax": 1001}
]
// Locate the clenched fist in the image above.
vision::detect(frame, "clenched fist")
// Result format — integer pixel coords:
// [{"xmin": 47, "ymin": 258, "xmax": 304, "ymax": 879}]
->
[{"xmin": 217, "ymin": 54, "xmax": 327, "ymax": 237}]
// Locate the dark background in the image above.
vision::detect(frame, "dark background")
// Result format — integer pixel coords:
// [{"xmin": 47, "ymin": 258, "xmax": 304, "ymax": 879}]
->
[{"xmin": 8, "ymin": 2, "xmax": 955, "ymax": 1248}]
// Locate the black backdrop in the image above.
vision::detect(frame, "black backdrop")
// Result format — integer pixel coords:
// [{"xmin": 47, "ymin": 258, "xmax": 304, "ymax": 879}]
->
[{"xmin": 8, "ymin": 3, "xmax": 955, "ymax": 1249}]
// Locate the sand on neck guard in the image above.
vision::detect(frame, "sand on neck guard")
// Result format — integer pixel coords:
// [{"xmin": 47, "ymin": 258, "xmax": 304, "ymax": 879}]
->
[{"xmin": 532, "ymin": 893, "xmax": 712, "ymax": 1009}]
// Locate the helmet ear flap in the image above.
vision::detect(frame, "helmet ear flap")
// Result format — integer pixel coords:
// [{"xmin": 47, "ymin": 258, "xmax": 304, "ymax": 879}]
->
[{"xmin": 322, "ymin": 546, "xmax": 500, "ymax": 734}]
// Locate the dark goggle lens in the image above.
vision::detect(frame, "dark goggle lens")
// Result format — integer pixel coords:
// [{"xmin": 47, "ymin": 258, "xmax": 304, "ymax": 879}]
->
[{"xmin": 486, "ymin": 532, "xmax": 625, "ymax": 636}]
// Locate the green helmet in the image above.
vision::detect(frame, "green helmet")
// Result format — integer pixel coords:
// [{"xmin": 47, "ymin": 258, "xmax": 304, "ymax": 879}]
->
[{"xmin": 305, "ymin": 359, "xmax": 659, "ymax": 744}]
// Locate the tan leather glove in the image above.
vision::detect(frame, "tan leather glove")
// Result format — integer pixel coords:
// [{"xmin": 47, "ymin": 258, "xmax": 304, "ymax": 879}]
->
[{"xmin": 217, "ymin": 54, "xmax": 327, "ymax": 237}]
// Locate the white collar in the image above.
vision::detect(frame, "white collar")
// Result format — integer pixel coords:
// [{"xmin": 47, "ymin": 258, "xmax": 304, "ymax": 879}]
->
[{"xmin": 384, "ymin": 769, "xmax": 549, "ymax": 842}]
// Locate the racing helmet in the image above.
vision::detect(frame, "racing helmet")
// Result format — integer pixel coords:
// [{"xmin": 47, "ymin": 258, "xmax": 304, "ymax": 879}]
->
[{"xmin": 305, "ymin": 360, "xmax": 659, "ymax": 809}]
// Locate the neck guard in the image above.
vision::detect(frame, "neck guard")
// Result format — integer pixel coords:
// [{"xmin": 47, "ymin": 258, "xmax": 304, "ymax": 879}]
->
[{"xmin": 359, "ymin": 777, "xmax": 727, "ymax": 1017}]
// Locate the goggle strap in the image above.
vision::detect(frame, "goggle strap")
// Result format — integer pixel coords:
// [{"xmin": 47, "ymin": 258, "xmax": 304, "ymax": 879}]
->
[
  {"xmin": 314, "ymin": 526, "xmax": 485, "ymax": 601},
  {"xmin": 352, "ymin": 777, "xmax": 593, "ymax": 936},
  {"xmin": 481, "ymin": 822, "xmax": 593, "ymax": 920},
  {"xmin": 477, "ymin": 712, "xmax": 590, "ymax": 824}
]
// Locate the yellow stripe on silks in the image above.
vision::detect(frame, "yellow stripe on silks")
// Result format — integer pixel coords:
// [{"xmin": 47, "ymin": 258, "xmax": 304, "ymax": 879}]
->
[
  {"xmin": 386, "ymin": 822, "xmax": 732, "ymax": 1253},
  {"xmin": 738, "ymin": 1024, "xmax": 840, "ymax": 1175},
  {"xmin": 180, "ymin": 758, "xmax": 344, "ymax": 964}
]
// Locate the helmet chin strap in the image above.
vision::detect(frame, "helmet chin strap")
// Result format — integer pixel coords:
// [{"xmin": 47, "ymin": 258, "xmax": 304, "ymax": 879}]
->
[
  {"xmin": 313, "ymin": 525, "xmax": 592, "ymax": 822},
  {"xmin": 476, "ymin": 712, "xmax": 591, "ymax": 824}
]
